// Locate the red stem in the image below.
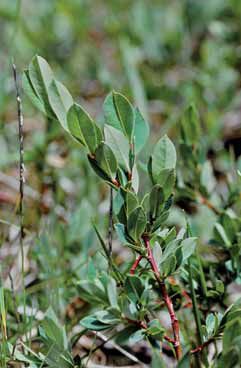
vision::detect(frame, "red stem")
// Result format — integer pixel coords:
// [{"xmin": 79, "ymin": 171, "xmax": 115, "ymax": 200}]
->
[
  {"xmin": 142, "ymin": 235, "xmax": 182, "ymax": 360},
  {"xmin": 126, "ymin": 318, "xmax": 176, "ymax": 347},
  {"xmin": 159, "ymin": 281, "xmax": 182, "ymax": 360},
  {"xmin": 191, "ymin": 338, "xmax": 214, "ymax": 354},
  {"xmin": 130, "ymin": 255, "xmax": 143, "ymax": 274},
  {"xmin": 164, "ymin": 335, "xmax": 175, "ymax": 344}
]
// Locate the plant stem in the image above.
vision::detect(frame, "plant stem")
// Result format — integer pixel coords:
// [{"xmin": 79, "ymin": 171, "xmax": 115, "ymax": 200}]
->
[
  {"xmin": 188, "ymin": 259, "xmax": 209, "ymax": 367},
  {"xmin": 12, "ymin": 62, "xmax": 26, "ymax": 330},
  {"xmin": 159, "ymin": 280, "xmax": 182, "ymax": 360},
  {"xmin": 130, "ymin": 255, "xmax": 143, "ymax": 274},
  {"xmin": 191, "ymin": 338, "xmax": 215, "ymax": 354},
  {"xmin": 142, "ymin": 235, "xmax": 182, "ymax": 360},
  {"xmin": 188, "ymin": 260, "xmax": 203, "ymax": 346},
  {"xmin": 108, "ymin": 187, "xmax": 113, "ymax": 257},
  {"xmin": 196, "ymin": 252, "xmax": 208, "ymax": 297},
  {"xmin": 198, "ymin": 193, "xmax": 221, "ymax": 216}
]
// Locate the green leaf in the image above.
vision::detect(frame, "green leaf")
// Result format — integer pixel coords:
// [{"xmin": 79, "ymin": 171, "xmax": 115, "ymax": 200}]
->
[
  {"xmin": 223, "ymin": 318, "xmax": 241, "ymax": 353},
  {"xmin": 152, "ymin": 242, "xmax": 163, "ymax": 265},
  {"xmin": 160, "ymin": 254, "xmax": 177, "ymax": 277},
  {"xmin": 67, "ymin": 103, "xmax": 99, "ymax": 152},
  {"xmin": 41, "ymin": 308, "xmax": 68, "ymax": 350},
  {"xmin": 104, "ymin": 125, "xmax": 130, "ymax": 172},
  {"xmin": 206, "ymin": 313, "xmax": 216, "ymax": 337},
  {"xmin": 103, "ymin": 92, "xmax": 121, "ymax": 131},
  {"xmin": 222, "ymin": 210, "xmax": 238, "ymax": 243},
  {"xmin": 151, "ymin": 211, "xmax": 170, "ymax": 232},
  {"xmin": 214, "ymin": 223, "xmax": 231, "ymax": 248},
  {"xmin": 125, "ymin": 275, "xmax": 145, "ymax": 302},
  {"xmin": 126, "ymin": 190, "xmax": 139, "ymax": 215},
  {"xmin": 134, "ymin": 108, "xmax": 149, "ymax": 153},
  {"xmin": 80, "ymin": 315, "xmax": 113, "ymax": 331},
  {"xmin": 177, "ymin": 352, "xmax": 191, "ymax": 368},
  {"xmin": 104, "ymin": 91, "xmax": 134, "ymax": 141},
  {"xmin": 155, "ymin": 169, "xmax": 176, "ymax": 199},
  {"xmin": 147, "ymin": 319, "xmax": 165, "ymax": 340},
  {"xmin": 129, "ymin": 329, "xmax": 145, "ymax": 344},
  {"xmin": 88, "ymin": 155, "xmax": 113, "ymax": 183},
  {"xmin": 217, "ymin": 348, "xmax": 240, "ymax": 368},
  {"xmin": 151, "ymin": 349, "xmax": 166, "ymax": 368},
  {"xmin": 94, "ymin": 310, "xmax": 120, "ymax": 325},
  {"xmin": 47, "ymin": 79, "xmax": 73, "ymax": 131},
  {"xmin": 180, "ymin": 103, "xmax": 201, "ymax": 145},
  {"xmin": 112, "ymin": 91, "xmax": 134, "ymax": 140},
  {"xmin": 107, "ymin": 278, "xmax": 118, "ymax": 309},
  {"xmin": 132, "ymin": 163, "xmax": 139, "ymax": 193},
  {"xmin": 127, "ymin": 206, "xmax": 147, "ymax": 241},
  {"xmin": 28, "ymin": 55, "xmax": 55, "ymax": 118},
  {"xmin": 77, "ymin": 280, "xmax": 107, "ymax": 304},
  {"xmin": 151, "ymin": 135, "xmax": 176, "ymax": 183},
  {"xmin": 95, "ymin": 142, "xmax": 117, "ymax": 180},
  {"xmin": 93, "ymin": 224, "xmax": 109, "ymax": 258},
  {"xmin": 116, "ymin": 167, "xmax": 128, "ymax": 187},
  {"xmin": 115, "ymin": 223, "xmax": 129, "ymax": 244},
  {"xmin": 149, "ymin": 184, "xmax": 164, "ymax": 220},
  {"xmin": 22, "ymin": 70, "xmax": 46, "ymax": 114},
  {"xmin": 180, "ymin": 237, "xmax": 197, "ymax": 262},
  {"xmin": 113, "ymin": 189, "xmax": 125, "ymax": 215},
  {"xmin": 215, "ymin": 280, "xmax": 224, "ymax": 295},
  {"xmin": 115, "ymin": 326, "xmax": 139, "ymax": 345},
  {"xmin": 200, "ymin": 160, "xmax": 216, "ymax": 195}
]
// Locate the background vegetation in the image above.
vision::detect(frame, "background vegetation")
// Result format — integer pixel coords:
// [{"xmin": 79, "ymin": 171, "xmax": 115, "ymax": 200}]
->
[{"xmin": 0, "ymin": 0, "xmax": 241, "ymax": 367}]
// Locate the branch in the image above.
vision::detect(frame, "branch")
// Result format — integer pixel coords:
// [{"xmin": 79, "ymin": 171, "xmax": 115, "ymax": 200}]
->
[
  {"xmin": 12, "ymin": 63, "xmax": 24, "ymax": 245},
  {"xmin": 12, "ymin": 63, "xmax": 26, "ymax": 314},
  {"xmin": 142, "ymin": 235, "xmax": 182, "ymax": 360},
  {"xmin": 130, "ymin": 255, "xmax": 143, "ymax": 275},
  {"xmin": 108, "ymin": 187, "xmax": 113, "ymax": 257},
  {"xmin": 191, "ymin": 338, "xmax": 215, "ymax": 354},
  {"xmin": 198, "ymin": 194, "xmax": 221, "ymax": 216}
]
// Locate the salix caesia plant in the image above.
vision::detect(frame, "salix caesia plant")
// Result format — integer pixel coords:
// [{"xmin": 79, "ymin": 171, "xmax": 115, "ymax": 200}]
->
[{"xmin": 22, "ymin": 56, "xmax": 241, "ymax": 367}]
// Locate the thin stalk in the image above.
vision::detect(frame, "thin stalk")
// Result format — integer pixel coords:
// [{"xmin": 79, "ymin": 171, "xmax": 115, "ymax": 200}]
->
[
  {"xmin": 191, "ymin": 338, "xmax": 215, "ymax": 354},
  {"xmin": 188, "ymin": 260, "xmax": 203, "ymax": 346},
  {"xmin": 196, "ymin": 252, "xmax": 208, "ymax": 297},
  {"xmin": 130, "ymin": 255, "xmax": 143, "ymax": 274},
  {"xmin": 142, "ymin": 235, "xmax": 182, "ymax": 360},
  {"xmin": 108, "ymin": 187, "xmax": 113, "ymax": 257},
  {"xmin": 12, "ymin": 62, "xmax": 26, "ymax": 329},
  {"xmin": 0, "ymin": 286, "xmax": 7, "ymax": 368},
  {"xmin": 188, "ymin": 259, "xmax": 209, "ymax": 367},
  {"xmin": 198, "ymin": 193, "xmax": 221, "ymax": 216},
  {"xmin": 159, "ymin": 280, "xmax": 182, "ymax": 360}
]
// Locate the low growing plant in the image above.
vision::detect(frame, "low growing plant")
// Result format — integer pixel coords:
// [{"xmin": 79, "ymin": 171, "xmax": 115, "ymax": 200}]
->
[{"xmin": 16, "ymin": 55, "xmax": 241, "ymax": 367}]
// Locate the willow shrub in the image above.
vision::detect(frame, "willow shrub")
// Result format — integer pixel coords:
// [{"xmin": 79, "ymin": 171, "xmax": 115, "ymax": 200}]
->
[{"xmin": 22, "ymin": 55, "xmax": 241, "ymax": 367}]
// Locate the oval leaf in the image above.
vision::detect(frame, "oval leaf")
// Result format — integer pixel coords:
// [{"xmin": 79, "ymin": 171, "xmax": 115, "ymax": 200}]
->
[
  {"xmin": 127, "ymin": 206, "xmax": 147, "ymax": 241},
  {"xmin": 151, "ymin": 135, "xmax": 176, "ymax": 183},
  {"xmin": 48, "ymin": 79, "xmax": 73, "ymax": 131},
  {"xmin": 67, "ymin": 103, "xmax": 98, "ymax": 152},
  {"xmin": 95, "ymin": 142, "xmax": 118, "ymax": 180}
]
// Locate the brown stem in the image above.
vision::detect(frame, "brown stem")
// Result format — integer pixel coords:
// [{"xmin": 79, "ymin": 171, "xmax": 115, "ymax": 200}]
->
[
  {"xmin": 142, "ymin": 235, "xmax": 182, "ymax": 360},
  {"xmin": 125, "ymin": 317, "xmax": 147, "ymax": 330},
  {"xmin": 130, "ymin": 255, "xmax": 143, "ymax": 275},
  {"xmin": 159, "ymin": 281, "xmax": 182, "ymax": 360},
  {"xmin": 108, "ymin": 187, "xmax": 113, "ymax": 257},
  {"xmin": 198, "ymin": 194, "xmax": 221, "ymax": 216},
  {"xmin": 126, "ymin": 317, "xmax": 177, "ymax": 347},
  {"xmin": 191, "ymin": 338, "xmax": 214, "ymax": 354},
  {"xmin": 143, "ymin": 235, "xmax": 160, "ymax": 276},
  {"xmin": 111, "ymin": 178, "xmax": 121, "ymax": 187},
  {"xmin": 164, "ymin": 335, "xmax": 175, "ymax": 344}
]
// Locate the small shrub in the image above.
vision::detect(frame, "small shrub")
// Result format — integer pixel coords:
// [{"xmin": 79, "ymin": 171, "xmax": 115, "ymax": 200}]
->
[{"xmin": 19, "ymin": 55, "xmax": 241, "ymax": 367}]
